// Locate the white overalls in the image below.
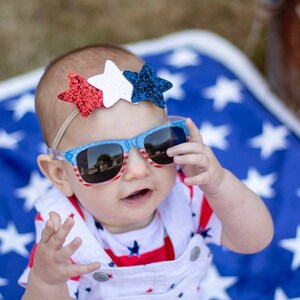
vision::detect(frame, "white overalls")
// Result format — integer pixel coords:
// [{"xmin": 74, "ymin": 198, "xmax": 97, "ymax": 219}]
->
[{"xmin": 19, "ymin": 178, "xmax": 221, "ymax": 299}]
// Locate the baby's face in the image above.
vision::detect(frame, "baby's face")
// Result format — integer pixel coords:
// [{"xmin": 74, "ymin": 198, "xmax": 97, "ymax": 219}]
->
[{"xmin": 60, "ymin": 100, "xmax": 177, "ymax": 233}]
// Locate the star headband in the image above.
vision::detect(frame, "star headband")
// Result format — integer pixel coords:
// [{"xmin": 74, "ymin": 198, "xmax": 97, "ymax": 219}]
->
[
  {"xmin": 51, "ymin": 60, "xmax": 173, "ymax": 149},
  {"xmin": 58, "ymin": 60, "xmax": 173, "ymax": 117}
]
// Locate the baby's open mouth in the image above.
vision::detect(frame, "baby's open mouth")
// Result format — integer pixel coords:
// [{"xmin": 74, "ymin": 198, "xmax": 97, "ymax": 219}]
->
[{"xmin": 126, "ymin": 189, "xmax": 150, "ymax": 199}]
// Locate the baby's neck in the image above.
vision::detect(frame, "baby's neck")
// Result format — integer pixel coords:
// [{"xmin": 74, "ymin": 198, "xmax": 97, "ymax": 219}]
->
[{"xmin": 97, "ymin": 211, "xmax": 156, "ymax": 234}]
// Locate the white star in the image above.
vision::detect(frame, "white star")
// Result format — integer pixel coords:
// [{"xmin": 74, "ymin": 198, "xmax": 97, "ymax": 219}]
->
[
  {"xmin": 201, "ymin": 264, "xmax": 237, "ymax": 300},
  {"xmin": 274, "ymin": 287, "xmax": 300, "ymax": 300},
  {"xmin": 157, "ymin": 69, "xmax": 186, "ymax": 101},
  {"xmin": 274, "ymin": 288, "xmax": 288, "ymax": 300},
  {"xmin": 296, "ymin": 189, "xmax": 300, "ymax": 198},
  {"xmin": 38, "ymin": 142, "xmax": 48, "ymax": 154},
  {"xmin": 249, "ymin": 122, "xmax": 289, "ymax": 159},
  {"xmin": 6, "ymin": 93, "xmax": 35, "ymax": 121},
  {"xmin": 243, "ymin": 168, "xmax": 276, "ymax": 198},
  {"xmin": 15, "ymin": 171, "xmax": 52, "ymax": 211},
  {"xmin": 0, "ymin": 278, "xmax": 8, "ymax": 287},
  {"xmin": 0, "ymin": 277, "xmax": 8, "ymax": 299},
  {"xmin": 0, "ymin": 129, "xmax": 24, "ymax": 150},
  {"xmin": 87, "ymin": 60, "xmax": 133, "ymax": 108},
  {"xmin": 202, "ymin": 76, "xmax": 243, "ymax": 111},
  {"xmin": 199, "ymin": 122, "xmax": 231, "ymax": 150},
  {"xmin": 0, "ymin": 222, "xmax": 34, "ymax": 257},
  {"xmin": 165, "ymin": 48, "xmax": 200, "ymax": 68},
  {"xmin": 279, "ymin": 225, "xmax": 300, "ymax": 270}
]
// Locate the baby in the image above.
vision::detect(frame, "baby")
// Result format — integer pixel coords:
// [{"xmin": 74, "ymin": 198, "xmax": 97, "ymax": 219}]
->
[{"xmin": 20, "ymin": 44, "xmax": 274, "ymax": 300}]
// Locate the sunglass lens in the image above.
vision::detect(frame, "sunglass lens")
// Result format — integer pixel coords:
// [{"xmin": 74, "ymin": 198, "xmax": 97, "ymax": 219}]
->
[
  {"xmin": 144, "ymin": 126, "xmax": 186, "ymax": 165},
  {"xmin": 76, "ymin": 144, "xmax": 123, "ymax": 183}
]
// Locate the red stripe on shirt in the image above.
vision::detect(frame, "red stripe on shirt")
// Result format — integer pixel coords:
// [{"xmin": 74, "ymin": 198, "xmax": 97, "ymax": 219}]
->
[
  {"xmin": 35, "ymin": 213, "xmax": 43, "ymax": 221},
  {"xmin": 29, "ymin": 243, "xmax": 37, "ymax": 268},
  {"xmin": 177, "ymin": 170, "xmax": 194, "ymax": 202},
  {"xmin": 105, "ymin": 236, "xmax": 175, "ymax": 267},
  {"xmin": 197, "ymin": 195, "xmax": 213, "ymax": 232},
  {"xmin": 68, "ymin": 195, "xmax": 85, "ymax": 220},
  {"xmin": 69, "ymin": 257, "xmax": 80, "ymax": 281}
]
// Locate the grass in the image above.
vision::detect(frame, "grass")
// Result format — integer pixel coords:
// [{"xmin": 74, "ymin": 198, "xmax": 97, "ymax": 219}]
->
[{"xmin": 0, "ymin": 1, "xmax": 264, "ymax": 81}]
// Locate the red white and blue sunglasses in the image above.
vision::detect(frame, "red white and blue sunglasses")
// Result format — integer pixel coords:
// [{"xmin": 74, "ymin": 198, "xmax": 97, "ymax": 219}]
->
[{"xmin": 48, "ymin": 117, "xmax": 189, "ymax": 186}]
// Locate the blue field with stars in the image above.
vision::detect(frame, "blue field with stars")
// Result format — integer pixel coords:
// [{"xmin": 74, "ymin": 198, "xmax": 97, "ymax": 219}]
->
[{"xmin": 1, "ymin": 30, "xmax": 300, "ymax": 299}]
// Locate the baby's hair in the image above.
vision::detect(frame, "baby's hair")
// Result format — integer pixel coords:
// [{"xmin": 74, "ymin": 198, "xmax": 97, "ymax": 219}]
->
[{"xmin": 35, "ymin": 44, "xmax": 144, "ymax": 147}]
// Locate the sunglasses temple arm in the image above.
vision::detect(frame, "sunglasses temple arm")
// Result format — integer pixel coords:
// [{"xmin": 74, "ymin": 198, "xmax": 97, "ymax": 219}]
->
[{"xmin": 47, "ymin": 148, "xmax": 65, "ymax": 161}]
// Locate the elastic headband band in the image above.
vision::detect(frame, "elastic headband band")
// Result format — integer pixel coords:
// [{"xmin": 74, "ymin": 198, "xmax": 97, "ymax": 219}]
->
[{"xmin": 51, "ymin": 109, "xmax": 79, "ymax": 149}]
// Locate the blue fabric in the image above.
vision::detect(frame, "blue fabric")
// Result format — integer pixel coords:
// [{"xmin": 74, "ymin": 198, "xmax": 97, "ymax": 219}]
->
[{"xmin": 0, "ymin": 30, "xmax": 299, "ymax": 299}]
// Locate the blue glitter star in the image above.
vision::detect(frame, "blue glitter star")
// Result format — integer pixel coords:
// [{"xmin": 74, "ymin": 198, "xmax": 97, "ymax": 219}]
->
[
  {"xmin": 85, "ymin": 287, "xmax": 92, "ymax": 293},
  {"xmin": 123, "ymin": 63, "xmax": 173, "ymax": 109},
  {"xmin": 127, "ymin": 240, "xmax": 141, "ymax": 256}
]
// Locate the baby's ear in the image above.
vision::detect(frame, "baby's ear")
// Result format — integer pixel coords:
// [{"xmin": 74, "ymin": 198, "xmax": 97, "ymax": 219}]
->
[{"xmin": 37, "ymin": 154, "xmax": 73, "ymax": 197}]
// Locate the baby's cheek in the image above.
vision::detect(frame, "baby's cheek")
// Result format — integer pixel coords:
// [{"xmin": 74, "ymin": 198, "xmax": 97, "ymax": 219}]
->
[{"xmin": 158, "ymin": 165, "xmax": 177, "ymax": 190}]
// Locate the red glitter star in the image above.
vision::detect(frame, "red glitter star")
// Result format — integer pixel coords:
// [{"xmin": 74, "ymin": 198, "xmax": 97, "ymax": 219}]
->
[{"xmin": 58, "ymin": 72, "xmax": 104, "ymax": 117}]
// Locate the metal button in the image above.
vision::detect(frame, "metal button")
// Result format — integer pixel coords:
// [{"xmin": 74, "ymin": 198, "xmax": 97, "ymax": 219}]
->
[
  {"xmin": 93, "ymin": 272, "xmax": 110, "ymax": 282},
  {"xmin": 190, "ymin": 246, "xmax": 201, "ymax": 261}
]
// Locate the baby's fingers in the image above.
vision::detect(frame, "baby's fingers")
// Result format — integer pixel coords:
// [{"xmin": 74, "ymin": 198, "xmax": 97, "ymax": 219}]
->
[
  {"xmin": 54, "ymin": 237, "xmax": 83, "ymax": 264},
  {"xmin": 184, "ymin": 172, "xmax": 210, "ymax": 186},
  {"xmin": 173, "ymin": 153, "xmax": 209, "ymax": 168},
  {"xmin": 185, "ymin": 118, "xmax": 203, "ymax": 143},
  {"xmin": 40, "ymin": 211, "xmax": 62, "ymax": 243},
  {"xmin": 41, "ymin": 219, "xmax": 55, "ymax": 243},
  {"xmin": 66, "ymin": 261, "xmax": 101, "ymax": 279},
  {"xmin": 47, "ymin": 216, "xmax": 75, "ymax": 250}
]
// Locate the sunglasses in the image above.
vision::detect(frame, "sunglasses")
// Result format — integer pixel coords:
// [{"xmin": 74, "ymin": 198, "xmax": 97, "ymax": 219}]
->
[{"xmin": 48, "ymin": 117, "xmax": 188, "ymax": 186}]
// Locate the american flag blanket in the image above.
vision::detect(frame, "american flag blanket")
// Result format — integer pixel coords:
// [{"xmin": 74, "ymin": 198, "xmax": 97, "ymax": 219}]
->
[{"xmin": 0, "ymin": 30, "xmax": 300, "ymax": 300}]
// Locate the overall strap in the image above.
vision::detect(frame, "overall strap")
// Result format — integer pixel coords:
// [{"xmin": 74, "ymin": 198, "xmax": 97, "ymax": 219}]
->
[
  {"xmin": 158, "ymin": 177, "xmax": 195, "ymax": 257},
  {"xmin": 35, "ymin": 187, "xmax": 112, "ymax": 265}
]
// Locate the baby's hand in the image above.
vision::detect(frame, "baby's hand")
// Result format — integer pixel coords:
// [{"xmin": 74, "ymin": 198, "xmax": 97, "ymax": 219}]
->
[
  {"xmin": 31, "ymin": 211, "xmax": 100, "ymax": 287},
  {"xmin": 167, "ymin": 118, "xmax": 225, "ymax": 196}
]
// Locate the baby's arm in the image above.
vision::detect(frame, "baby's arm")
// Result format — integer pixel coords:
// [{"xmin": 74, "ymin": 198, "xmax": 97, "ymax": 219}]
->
[
  {"xmin": 167, "ymin": 118, "xmax": 274, "ymax": 253},
  {"xmin": 22, "ymin": 212, "xmax": 100, "ymax": 300}
]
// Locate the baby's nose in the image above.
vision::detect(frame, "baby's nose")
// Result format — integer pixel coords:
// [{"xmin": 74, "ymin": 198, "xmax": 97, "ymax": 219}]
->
[{"xmin": 122, "ymin": 148, "xmax": 151, "ymax": 181}]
